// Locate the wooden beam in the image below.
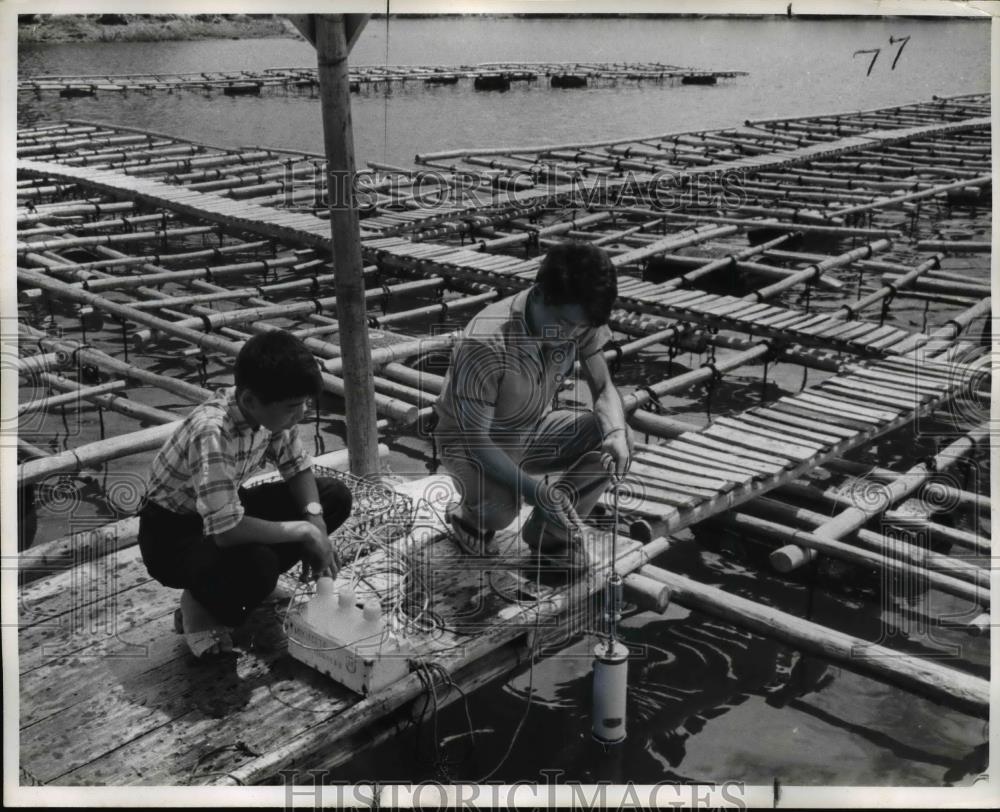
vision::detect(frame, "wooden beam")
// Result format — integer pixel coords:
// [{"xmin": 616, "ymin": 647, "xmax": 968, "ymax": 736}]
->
[
  {"xmin": 314, "ymin": 14, "xmax": 380, "ymax": 476},
  {"xmin": 287, "ymin": 14, "xmax": 369, "ymax": 52}
]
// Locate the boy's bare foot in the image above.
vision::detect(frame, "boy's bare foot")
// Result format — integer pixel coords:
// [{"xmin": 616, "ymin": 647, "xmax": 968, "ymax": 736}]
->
[{"xmin": 179, "ymin": 589, "xmax": 234, "ymax": 658}]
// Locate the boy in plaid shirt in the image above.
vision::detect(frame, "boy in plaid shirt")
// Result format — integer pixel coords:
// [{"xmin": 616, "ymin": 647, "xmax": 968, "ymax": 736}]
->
[{"xmin": 139, "ymin": 330, "xmax": 352, "ymax": 658}]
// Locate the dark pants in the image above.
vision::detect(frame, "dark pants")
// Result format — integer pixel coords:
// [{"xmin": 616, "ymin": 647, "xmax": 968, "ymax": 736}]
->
[{"xmin": 138, "ymin": 476, "xmax": 352, "ymax": 627}]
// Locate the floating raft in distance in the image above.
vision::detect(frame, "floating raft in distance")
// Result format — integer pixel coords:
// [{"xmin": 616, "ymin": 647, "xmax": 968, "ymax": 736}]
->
[{"xmin": 18, "ymin": 60, "xmax": 749, "ymax": 97}]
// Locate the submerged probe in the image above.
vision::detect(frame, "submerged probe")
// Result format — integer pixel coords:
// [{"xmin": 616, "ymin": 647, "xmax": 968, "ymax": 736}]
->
[{"xmin": 592, "ymin": 458, "xmax": 629, "ymax": 746}]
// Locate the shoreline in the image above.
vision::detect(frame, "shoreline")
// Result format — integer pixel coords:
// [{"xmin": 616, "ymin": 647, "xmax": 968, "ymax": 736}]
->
[
  {"xmin": 18, "ymin": 12, "xmax": 987, "ymax": 45},
  {"xmin": 17, "ymin": 13, "xmax": 299, "ymax": 44}
]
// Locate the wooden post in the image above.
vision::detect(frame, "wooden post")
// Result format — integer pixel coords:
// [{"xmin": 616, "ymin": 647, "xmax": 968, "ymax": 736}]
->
[{"xmin": 313, "ymin": 14, "xmax": 380, "ymax": 477}]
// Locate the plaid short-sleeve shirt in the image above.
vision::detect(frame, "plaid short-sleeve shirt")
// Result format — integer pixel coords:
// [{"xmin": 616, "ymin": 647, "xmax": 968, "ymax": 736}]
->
[{"xmin": 144, "ymin": 387, "xmax": 312, "ymax": 536}]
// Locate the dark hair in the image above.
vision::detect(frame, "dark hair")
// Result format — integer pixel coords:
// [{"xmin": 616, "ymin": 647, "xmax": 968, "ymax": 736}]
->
[
  {"xmin": 235, "ymin": 330, "xmax": 322, "ymax": 403},
  {"xmin": 535, "ymin": 241, "xmax": 617, "ymax": 326}
]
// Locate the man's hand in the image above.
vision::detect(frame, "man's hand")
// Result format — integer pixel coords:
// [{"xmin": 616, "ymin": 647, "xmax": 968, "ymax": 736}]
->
[
  {"xmin": 294, "ymin": 520, "xmax": 335, "ymax": 581},
  {"xmin": 601, "ymin": 425, "xmax": 633, "ymax": 480}
]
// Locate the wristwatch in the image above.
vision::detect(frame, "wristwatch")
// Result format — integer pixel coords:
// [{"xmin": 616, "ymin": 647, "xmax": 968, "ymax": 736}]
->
[{"xmin": 303, "ymin": 501, "xmax": 323, "ymax": 518}]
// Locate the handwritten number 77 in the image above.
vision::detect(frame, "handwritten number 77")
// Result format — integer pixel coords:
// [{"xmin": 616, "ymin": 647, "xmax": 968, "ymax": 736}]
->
[{"xmin": 854, "ymin": 36, "xmax": 910, "ymax": 76}]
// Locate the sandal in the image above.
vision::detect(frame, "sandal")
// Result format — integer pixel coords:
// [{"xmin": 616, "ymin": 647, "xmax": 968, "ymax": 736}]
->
[{"xmin": 447, "ymin": 508, "xmax": 499, "ymax": 557}]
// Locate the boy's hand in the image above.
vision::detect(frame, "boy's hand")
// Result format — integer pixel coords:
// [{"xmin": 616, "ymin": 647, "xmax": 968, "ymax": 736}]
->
[{"xmin": 295, "ymin": 521, "xmax": 336, "ymax": 581}]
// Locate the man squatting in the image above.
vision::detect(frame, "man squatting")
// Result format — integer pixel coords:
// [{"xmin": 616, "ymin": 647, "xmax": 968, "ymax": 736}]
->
[{"xmin": 434, "ymin": 241, "xmax": 634, "ymax": 570}]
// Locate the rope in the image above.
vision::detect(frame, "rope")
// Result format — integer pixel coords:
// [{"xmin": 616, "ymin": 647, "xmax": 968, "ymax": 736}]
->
[
  {"xmin": 119, "ymin": 318, "xmax": 129, "ymax": 363},
  {"xmin": 879, "ymin": 282, "xmax": 897, "ymax": 327},
  {"xmin": 702, "ymin": 361, "xmax": 724, "ymax": 420},
  {"xmin": 602, "ymin": 339, "xmax": 624, "ymax": 376},
  {"xmin": 636, "ymin": 384, "xmax": 664, "ymax": 413}
]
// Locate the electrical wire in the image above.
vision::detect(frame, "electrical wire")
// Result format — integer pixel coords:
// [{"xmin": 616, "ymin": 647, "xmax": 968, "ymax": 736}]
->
[{"xmin": 474, "ymin": 530, "xmax": 545, "ymax": 783}]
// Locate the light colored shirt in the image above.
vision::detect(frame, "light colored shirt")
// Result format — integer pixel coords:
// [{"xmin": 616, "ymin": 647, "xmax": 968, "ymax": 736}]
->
[
  {"xmin": 434, "ymin": 288, "xmax": 611, "ymax": 449},
  {"xmin": 145, "ymin": 386, "xmax": 312, "ymax": 535}
]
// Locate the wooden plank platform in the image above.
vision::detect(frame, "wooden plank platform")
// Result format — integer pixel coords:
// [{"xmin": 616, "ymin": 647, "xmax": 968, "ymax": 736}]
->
[
  {"xmin": 606, "ymin": 355, "xmax": 982, "ymax": 523},
  {"xmin": 618, "ymin": 286, "xmax": 928, "ymax": 356}
]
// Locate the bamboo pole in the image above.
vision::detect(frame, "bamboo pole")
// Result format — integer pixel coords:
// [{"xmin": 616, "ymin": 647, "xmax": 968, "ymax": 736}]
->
[
  {"xmin": 728, "ymin": 512, "xmax": 984, "ymax": 605},
  {"xmin": 770, "ymin": 424, "xmax": 990, "ymax": 572},
  {"xmin": 609, "ymin": 312, "xmax": 843, "ymax": 372},
  {"xmin": 916, "ymin": 240, "xmax": 990, "ymax": 253},
  {"xmin": 476, "ymin": 212, "xmax": 613, "ymax": 251},
  {"xmin": 17, "ymin": 381, "xmax": 127, "ymax": 416},
  {"xmin": 669, "ymin": 233, "xmax": 794, "ymax": 288},
  {"xmin": 18, "ymin": 268, "xmax": 418, "ymax": 424},
  {"xmin": 824, "ymin": 458, "xmax": 990, "ymax": 516},
  {"xmin": 15, "ymin": 240, "xmax": 274, "ymax": 278},
  {"xmin": 16, "ymin": 224, "xmax": 217, "ymax": 255},
  {"xmin": 18, "ymin": 200, "xmax": 135, "ymax": 225},
  {"xmin": 841, "ymin": 255, "xmax": 944, "ymax": 317},
  {"xmin": 637, "ymin": 563, "xmax": 987, "ymax": 717},
  {"xmin": 895, "ymin": 297, "xmax": 991, "ymax": 356},
  {"xmin": 130, "ymin": 278, "xmax": 440, "ymax": 349},
  {"xmin": 17, "ymin": 352, "xmax": 62, "ymax": 376},
  {"xmin": 628, "ymin": 252, "xmax": 844, "ymax": 288},
  {"xmin": 749, "ymin": 239, "xmax": 891, "ymax": 301},
  {"xmin": 20, "ymin": 325, "xmax": 211, "ymax": 404},
  {"xmin": 609, "ymin": 224, "xmax": 739, "ymax": 267},
  {"xmin": 745, "ymin": 497, "xmax": 988, "ymax": 591},
  {"xmin": 314, "ymin": 14, "xmax": 379, "ymax": 476},
  {"xmin": 826, "ymin": 175, "xmax": 992, "ymax": 219},
  {"xmin": 377, "ymin": 363, "xmax": 444, "ymax": 395},
  {"xmin": 623, "ymin": 343, "xmax": 770, "ymax": 411},
  {"xmin": 18, "ymin": 423, "xmax": 179, "ymax": 486},
  {"xmin": 879, "ymin": 274, "xmax": 990, "ymax": 298},
  {"xmin": 322, "ymin": 333, "xmax": 460, "ymax": 376},
  {"xmin": 627, "ymin": 409, "xmax": 700, "ymax": 438},
  {"xmin": 37, "ymin": 372, "xmax": 180, "ymax": 426}
]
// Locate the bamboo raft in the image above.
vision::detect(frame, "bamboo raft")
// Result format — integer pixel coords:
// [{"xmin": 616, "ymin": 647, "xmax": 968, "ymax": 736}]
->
[
  {"xmin": 18, "ymin": 62, "xmax": 748, "ymax": 98},
  {"xmin": 15, "ymin": 90, "xmax": 991, "ymax": 785}
]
